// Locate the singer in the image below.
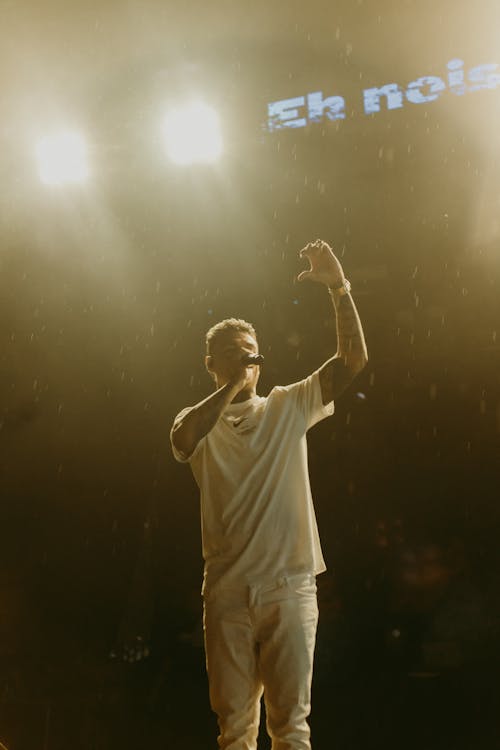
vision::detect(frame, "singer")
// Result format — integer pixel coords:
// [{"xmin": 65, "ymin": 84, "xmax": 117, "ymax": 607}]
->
[{"xmin": 170, "ymin": 239, "xmax": 368, "ymax": 750}]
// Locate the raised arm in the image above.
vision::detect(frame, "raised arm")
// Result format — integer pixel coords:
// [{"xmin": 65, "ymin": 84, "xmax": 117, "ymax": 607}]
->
[{"xmin": 298, "ymin": 239, "xmax": 368, "ymax": 404}]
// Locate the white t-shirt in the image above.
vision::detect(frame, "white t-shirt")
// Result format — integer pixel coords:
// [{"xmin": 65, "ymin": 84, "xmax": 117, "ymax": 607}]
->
[{"xmin": 171, "ymin": 369, "xmax": 334, "ymax": 593}]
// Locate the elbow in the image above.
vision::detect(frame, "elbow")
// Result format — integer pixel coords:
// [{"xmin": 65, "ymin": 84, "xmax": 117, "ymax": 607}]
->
[{"xmin": 171, "ymin": 422, "xmax": 194, "ymax": 461}]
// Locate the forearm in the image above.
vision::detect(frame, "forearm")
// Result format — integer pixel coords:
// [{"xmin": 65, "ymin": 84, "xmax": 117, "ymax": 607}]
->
[
  {"xmin": 171, "ymin": 382, "xmax": 240, "ymax": 459},
  {"xmin": 299, "ymin": 239, "xmax": 368, "ymax": 402},
  {"xmin": 329, "ymin": 287, "xmax": 368, "ymax": 372}
]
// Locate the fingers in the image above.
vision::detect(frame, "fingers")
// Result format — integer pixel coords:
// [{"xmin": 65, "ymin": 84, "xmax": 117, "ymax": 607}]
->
[
  {"xmin": 299, "ymin": 238, "xmax": 331, "ymax": 258},
  {"xmin": 297, "ymin": 271, "xmax": 322, "ymax": 283},
  {"xmin": 298, "ymin": 240, "xmax": 322, "ymax": 283},
  {"xmin": 297, "ymin": 269, "xmax": 312, "ymax": 283},
  {"xmin": 299, "ymin": 241, "xmax": 313, "ymax": 258},
  {"xmin": 298, "ymin": 238, "xmax": 339, "ymax": 284}
]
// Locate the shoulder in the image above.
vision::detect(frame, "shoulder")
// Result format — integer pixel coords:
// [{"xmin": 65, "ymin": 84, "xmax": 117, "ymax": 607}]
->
[{"xmin": 269, "ymin": 371, "xmax": 322, "ymax": 398}]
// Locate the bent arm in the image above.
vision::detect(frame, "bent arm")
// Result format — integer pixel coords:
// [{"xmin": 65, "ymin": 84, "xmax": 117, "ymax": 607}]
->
[
  {"xmin": 297, "ymin": 239, "xmax": 367, "ymax": 405},
  {"xmin": 171, "ymin": 381, "xmax": 242, "ymax": 460},
  {"xmin": 319, "ymin": 286, "xmax": 368, "ymax": 404}
]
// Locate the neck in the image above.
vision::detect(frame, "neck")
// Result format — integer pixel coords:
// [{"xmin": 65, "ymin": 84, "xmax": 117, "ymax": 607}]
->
[{"xmin": 232, "ymin": 390, "xmax": 256, "ymax": 403}]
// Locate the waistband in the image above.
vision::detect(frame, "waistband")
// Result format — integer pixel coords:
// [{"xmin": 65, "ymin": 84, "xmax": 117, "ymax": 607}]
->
[{"xmin": 202, "ymin": 572, "xmax": 317, "ymax": 605}]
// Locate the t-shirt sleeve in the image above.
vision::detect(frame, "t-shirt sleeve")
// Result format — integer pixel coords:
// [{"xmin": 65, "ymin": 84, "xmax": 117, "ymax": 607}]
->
[
  {"xmin": 283, "ymin": 368, "xmax": 334, "ymax": 430},
  {"xmin": 170, "ymin": 406, "xmax": 206, "ymax": 463}
]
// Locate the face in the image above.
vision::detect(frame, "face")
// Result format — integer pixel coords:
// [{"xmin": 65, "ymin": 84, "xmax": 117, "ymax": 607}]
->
[{"xmin": 205, "ymin": 330, "xmax": 260, "ymax": 391}]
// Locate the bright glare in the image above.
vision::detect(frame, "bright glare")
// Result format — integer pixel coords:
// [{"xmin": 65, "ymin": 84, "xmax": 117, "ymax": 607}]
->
[
  {"xmin": 36, "ymin": 131, "xmax": 89, "ymax": 186},
  {"xmin": 163, "ymin": 102, "xmax": 223, "ymax": 165}
]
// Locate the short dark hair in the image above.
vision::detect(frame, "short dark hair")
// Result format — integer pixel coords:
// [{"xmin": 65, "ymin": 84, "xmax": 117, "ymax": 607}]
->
[{"xmin": 205, "ymin": 318, "xmax": 257, "ymax": 355}]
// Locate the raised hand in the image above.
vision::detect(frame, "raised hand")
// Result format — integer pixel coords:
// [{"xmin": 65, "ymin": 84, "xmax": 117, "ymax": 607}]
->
[{"xmin": 297, "ymin": 239, "xmax": 345, "ymax": 288}]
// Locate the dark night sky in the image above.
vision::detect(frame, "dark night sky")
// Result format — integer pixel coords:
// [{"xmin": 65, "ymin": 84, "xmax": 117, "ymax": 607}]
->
[{"xmin": 1, "ymin": 0, "xmax": 499, "ymax": 678}]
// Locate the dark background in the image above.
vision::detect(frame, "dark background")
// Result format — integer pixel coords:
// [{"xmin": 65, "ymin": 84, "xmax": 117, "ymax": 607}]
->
[{"xmin": 1, "ymin": 1, "xmax": 499, "ymax": 747}]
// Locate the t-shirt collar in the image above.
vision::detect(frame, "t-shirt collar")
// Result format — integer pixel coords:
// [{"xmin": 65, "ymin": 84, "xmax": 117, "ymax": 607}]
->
[{"xmin": 224, "ymin": 395, "xmax": 263, "ymax": 414}]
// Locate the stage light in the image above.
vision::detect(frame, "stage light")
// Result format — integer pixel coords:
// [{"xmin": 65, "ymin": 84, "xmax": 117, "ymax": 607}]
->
[
  {"xmin": 162, "ymin": 102, "xmax": 223, "ymax": 165},
  {"xmin": 35, "ymin": 131, "xmax": 89, "ymax": 186}
]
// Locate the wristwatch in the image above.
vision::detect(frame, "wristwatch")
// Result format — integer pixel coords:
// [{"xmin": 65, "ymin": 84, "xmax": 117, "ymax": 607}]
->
[{"xmin": 328, "ymin": 278, "xmax": 351, "ymax": 296}]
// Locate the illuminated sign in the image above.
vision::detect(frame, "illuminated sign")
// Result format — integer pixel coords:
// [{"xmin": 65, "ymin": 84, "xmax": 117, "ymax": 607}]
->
[{"xmin": 267, "ymin": 59, "xmax": 500, "ymax": 131}]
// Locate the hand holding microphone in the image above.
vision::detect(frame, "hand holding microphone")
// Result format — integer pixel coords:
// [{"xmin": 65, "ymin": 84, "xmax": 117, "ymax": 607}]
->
[{"xmin": 228, "ymin": 353, "xmax": 263, "ymax": 393}]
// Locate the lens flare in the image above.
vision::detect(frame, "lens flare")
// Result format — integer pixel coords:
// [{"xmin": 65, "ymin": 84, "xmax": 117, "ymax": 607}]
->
[
  {"xmin": 162, "ymin": 102, "xmax": 223, "ymax": 165},
  {"xmin": 36, "ymin": 131, "xmax": 89, "ymax": 186}
]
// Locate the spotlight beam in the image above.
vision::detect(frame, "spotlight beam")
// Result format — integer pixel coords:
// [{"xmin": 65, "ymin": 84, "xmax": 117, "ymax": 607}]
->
[
  {"xmin": 162, "ymin": 101, "xmax": 223, "ymax": 165},
  {"xmin": 36, "ymin": 131, "xmax": 89, "ymax": 186}
]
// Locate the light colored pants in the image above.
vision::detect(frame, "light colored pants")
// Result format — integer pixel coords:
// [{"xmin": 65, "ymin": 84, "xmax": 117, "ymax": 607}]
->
[{"xmin": 203, "ymin": 574, "xmax": 319, "ymax": 750}]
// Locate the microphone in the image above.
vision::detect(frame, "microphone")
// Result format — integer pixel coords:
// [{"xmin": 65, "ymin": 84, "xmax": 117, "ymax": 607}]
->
[{"xmin": 242, "ymin": 353, "xmax": 264, "ymax": 366}]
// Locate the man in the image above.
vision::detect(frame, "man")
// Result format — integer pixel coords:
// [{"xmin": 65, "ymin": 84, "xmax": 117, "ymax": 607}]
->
[{"xmin": 170, "ymin": 239, "xmax": 368, "ymax": 750}]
